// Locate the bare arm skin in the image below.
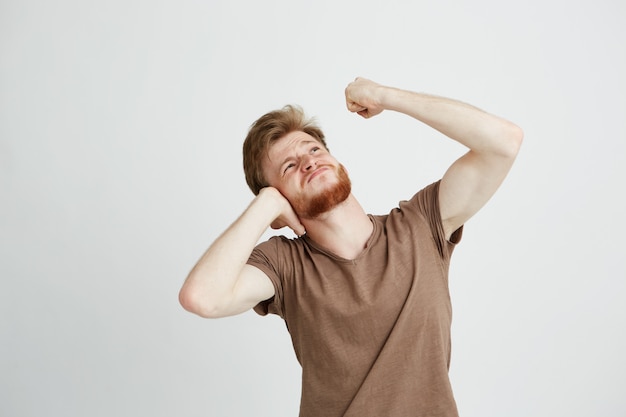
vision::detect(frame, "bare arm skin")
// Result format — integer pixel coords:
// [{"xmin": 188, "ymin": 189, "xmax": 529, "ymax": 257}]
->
[
  {"xmin": 345, "ymin": 77, "xmax": 524, "ymax": 239},
  {"xmin": 182, "ymin": 78, "xmax": 521, "ymax": 318},
  {"xmin": 179, "ymin": 187, "xmax": 305, "ymax": 318}
]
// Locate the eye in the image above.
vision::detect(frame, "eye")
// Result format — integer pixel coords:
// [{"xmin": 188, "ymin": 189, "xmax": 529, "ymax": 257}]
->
[
  {"xmin": 283, "ymin": 163, "xmax": 295, "ymax": 174},
  {"xmin": 311, "ymin": 146, "xmax": 320, "ymax": 153}
]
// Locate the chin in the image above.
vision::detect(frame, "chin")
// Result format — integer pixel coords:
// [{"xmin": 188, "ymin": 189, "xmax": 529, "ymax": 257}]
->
[{"xmin": 295, "ymin": 164, "xmax": 351, "ymax": 219}]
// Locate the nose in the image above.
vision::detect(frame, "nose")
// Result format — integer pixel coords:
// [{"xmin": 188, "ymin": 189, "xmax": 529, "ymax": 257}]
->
[{"xmin": 301, "ymin": 154, "xmax": 316, "ymax": 171}]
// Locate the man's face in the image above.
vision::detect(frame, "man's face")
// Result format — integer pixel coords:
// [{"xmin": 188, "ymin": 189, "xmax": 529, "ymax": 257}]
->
[{"xmin": 263, "ymin": 131, "xmax": 351, "ymax": 219}]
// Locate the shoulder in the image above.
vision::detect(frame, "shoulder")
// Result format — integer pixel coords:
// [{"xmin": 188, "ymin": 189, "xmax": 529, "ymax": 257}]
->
[
  {"xmin": 391, "ymin": 180, "xmax": 462, "ymax": 257},
  {"xmin": 250, "ymin": 234, "xmax": 310, "ymax": 268},
  {"xmin": 253, "ymin": 234, "xmax": 306, "ymax": 254},
  {"xmin": 385, "ymin": 180, "xmax": 441, "ymax": 222},
  {"xmin": 407, "ymin": 180, "xmax": 441, "ymax": 211}
]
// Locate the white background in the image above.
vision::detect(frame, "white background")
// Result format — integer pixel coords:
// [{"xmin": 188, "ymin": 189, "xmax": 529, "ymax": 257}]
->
[{"xmin": 1, "ymin": 0, "xmax": 625, "ymax": 416}]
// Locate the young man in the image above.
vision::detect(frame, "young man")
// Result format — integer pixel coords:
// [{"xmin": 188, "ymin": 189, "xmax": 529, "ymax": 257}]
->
[{"xmin": 179, "ymin": 77, "xmax": 523, "ymax": 416}]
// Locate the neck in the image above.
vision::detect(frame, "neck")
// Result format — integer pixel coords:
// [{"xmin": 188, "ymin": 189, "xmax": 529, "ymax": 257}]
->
[{"xmin": 300, "ymin": 194, "xmax": 373, "ymax": 260}]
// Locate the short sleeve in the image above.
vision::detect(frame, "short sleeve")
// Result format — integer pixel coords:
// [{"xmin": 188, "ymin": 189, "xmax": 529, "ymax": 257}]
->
[
  {"xmin": 409, "ymin": 180, "xmax": 463, "ymax": 260},
  {"xmin": 247, "ymin": 237, "xmax": 285, "ymax": 317}
]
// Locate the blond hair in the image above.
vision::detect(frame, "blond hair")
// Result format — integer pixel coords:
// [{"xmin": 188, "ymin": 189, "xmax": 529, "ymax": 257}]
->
[{"xmin": 243, "ymin": 105, "xmax": 327, "ymax": 195}]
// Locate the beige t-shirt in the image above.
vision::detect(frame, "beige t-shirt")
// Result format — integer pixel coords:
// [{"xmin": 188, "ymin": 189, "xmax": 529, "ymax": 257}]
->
[{"xmin": 248, "ymin": 181, "xmax": 462, "ymax": 417}]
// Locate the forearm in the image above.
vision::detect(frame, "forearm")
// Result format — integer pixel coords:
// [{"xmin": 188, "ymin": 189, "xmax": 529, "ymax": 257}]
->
[
  {"xmin": 378, "ymin": 86, "xmax": 522, "ymax": 157},
  {"xmin": 346, "ymin": 77, "xmax": 523, "ymax": 237},
  {"xmin": 179, "ymin": 193, "xmax": 279, "ymax": 315}
]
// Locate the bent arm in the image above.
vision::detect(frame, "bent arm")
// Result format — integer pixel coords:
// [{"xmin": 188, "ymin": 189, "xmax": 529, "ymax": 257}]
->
[
  {"xmin": 346, "ymin": 78, "xmax": 523, "ymax": 239},
  {"xmin": 179, "ymin": 187, "xmax": 304, "ymax": 318}
]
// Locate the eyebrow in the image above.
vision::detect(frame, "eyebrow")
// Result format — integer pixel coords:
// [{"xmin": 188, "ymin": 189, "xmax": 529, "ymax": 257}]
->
[{"xmin": 279, "ymin": 140, "xmax": 318, "ymax": 167}]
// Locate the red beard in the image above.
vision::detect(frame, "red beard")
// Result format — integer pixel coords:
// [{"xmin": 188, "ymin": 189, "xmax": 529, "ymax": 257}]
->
[{"xmin": 292, "ymin": 164, "xmax": 352, "ymax": 219}]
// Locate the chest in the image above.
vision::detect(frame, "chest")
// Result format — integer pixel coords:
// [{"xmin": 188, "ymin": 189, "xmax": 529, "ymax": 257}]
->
[{"xmin": 282, "ymin": 236, "xmax": 450, "ymax": 344}]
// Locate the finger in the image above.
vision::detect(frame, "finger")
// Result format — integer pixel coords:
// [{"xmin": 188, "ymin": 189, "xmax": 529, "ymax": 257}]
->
[
  {"xmin": 288, "ymin": 212, "xmax": 306, "ymax": 236},
  {"xmin": 270, "ymin": 219, "xmax": 287, "ymax": 230},
  {"xmin": 272, "ymin": 211, "xmax": 306, "ymax": 236},
  {"xmin": 293, "ymin": 224, "xmax": 306, "ymax": 237},
  {"xmin": 287, "ymin": 218, "xmax": 306, "ymax": 236},
  {"xmin": 271, "ymin": 219, "xmax": 305, "ymax": 236},
  {"xmin": 347, "ymin": 101, "xmax": 367, "ymax": 113}
]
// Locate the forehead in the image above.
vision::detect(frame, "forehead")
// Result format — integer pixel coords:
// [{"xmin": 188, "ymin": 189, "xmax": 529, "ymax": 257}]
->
[{"xmin": 266, "ymin": 131, "xmax": 320, "ymax": 163}]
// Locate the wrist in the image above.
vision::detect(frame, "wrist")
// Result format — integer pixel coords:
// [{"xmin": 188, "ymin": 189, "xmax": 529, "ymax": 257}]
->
[
  {"xmin": 377, "ymin": 85, "xmax": 406, "ymax": 112},
  {"xmin": 254, "ymin": 187, "xmax": 287, "ymax": 222}
]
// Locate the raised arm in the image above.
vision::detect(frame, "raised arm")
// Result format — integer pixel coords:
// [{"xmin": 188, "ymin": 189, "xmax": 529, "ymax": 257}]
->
[
  {"xmin": 179, "ymin": 187, "xmax": 305, "ymax": 318},
  {"xmin": 345, "ymin": 77, "xmax": 523, "ymax": 239}
]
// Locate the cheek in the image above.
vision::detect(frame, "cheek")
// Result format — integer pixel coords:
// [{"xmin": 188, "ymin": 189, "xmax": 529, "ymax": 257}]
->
[
  {"xmin": 280, "ymin": 181, "xmax": 301, "ymax": 198},
  {"xmin": 262, "ymin": 168, "xmax": 282, "ymax": 190},
  {"xmin": 326, "ymin": 156, "xmax": 341, "ymax": 168},
  {"xmin": 268, "ymin": 177, "xmax": 296, "ymax": 199}
]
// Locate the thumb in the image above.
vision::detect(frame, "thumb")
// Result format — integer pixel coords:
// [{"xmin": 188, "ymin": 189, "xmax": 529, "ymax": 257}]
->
[
  {"xmin": 271, "ymin": 214, "xmax": 306, "ymax": 237},
  {"xmin": 347, "ymin": 101, "xmax": 367, "ymax": 113},
  {"xmin": 288, "ymin": 218, "xmax": 306, "ymax": 237}
]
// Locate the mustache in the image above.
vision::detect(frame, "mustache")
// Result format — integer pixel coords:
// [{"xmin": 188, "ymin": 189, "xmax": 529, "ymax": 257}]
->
[
  {"xmin": 302, "ymin": 165, "xmax": 333, "ymax": 187},
  {"xmin": 293, "ymin": 164, "xmax": 352, "ymax": 219}
]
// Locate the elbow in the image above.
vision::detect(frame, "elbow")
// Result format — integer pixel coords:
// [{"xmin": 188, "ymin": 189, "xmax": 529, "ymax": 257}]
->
[
  {"xmin": 178, "ymin": 285, "xmax": 225, "ymax": 319},
  {"xmin": 178, "ymin": 286, "xmax": 207, "ymax": 317},
  {"xmin": 510, "ymin": 123, "xmax": 524, "ymax": 154},
  {"xmin": 498, "ymin": 121, "xmax": 524, "ymax": 159}
]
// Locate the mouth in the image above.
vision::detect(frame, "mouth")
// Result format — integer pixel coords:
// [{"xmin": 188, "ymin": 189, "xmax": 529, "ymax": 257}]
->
[{"xmin": 305, "ymin": 166, "xmax": 330, "ymax": 184}]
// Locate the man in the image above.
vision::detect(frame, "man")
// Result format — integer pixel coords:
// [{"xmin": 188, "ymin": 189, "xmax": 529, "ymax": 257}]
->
[{"xmin": 179, "ymin": 77, "xmax": 523, "ymax": 416}]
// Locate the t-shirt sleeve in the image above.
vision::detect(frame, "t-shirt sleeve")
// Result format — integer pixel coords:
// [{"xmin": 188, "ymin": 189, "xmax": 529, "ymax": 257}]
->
[
  {"xmin": 247, "ymin": 237, "xmax": 285, "ymax": 317},
  {"xmin": 409, "ymin": 180, "xmax": 463, "ymax": 260}
]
